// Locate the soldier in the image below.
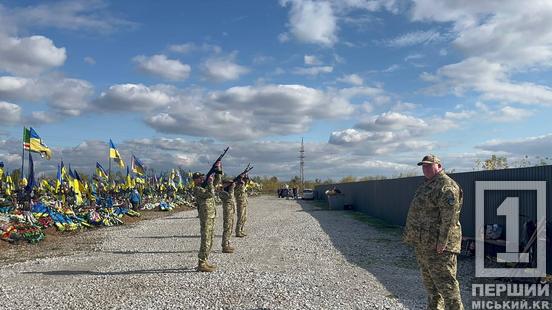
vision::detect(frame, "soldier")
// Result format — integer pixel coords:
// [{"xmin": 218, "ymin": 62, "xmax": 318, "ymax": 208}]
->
[
  {"xmin": 235, "ymin": 174, "xmax": 249, "ymax": 237},
  {"xmin": 404, "ymin": 154, "xmax": 464, "ymax": 310},
  {"xmin": 218, "ymin": 177, "xmax": 236, "ymax": 253},
  {"xmin": 192, "ymin": 161, "xmax": 222, "ymax": 272}
]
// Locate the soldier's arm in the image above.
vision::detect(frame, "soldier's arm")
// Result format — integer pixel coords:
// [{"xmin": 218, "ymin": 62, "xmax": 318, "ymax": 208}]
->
[
  {"xmin": 194, "ymin": 181, "xmax": 215, "ymax": 199},
  {"xmin": 437, "ymin": 185, "xmax": 461, "ymax": 250}
]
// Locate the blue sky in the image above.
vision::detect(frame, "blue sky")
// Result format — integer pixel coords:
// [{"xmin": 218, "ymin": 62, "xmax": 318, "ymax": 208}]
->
[{"xmin": 1, "ymin": 0, "xmax": 552, "ymax": 179}]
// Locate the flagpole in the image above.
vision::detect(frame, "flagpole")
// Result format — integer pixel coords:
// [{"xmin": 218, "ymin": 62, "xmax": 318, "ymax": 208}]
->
[
  {"xmin": 108, "ymin": 158, "xmax": 112, "ymax": 182},
  {"xmin": 21, "ymin": 127, "xmax": 25, "ymax": 178}
]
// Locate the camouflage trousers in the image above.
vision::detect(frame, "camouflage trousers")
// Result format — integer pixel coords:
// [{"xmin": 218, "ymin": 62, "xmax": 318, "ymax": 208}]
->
[
  {"xmin": 198, "ymin": 213, "xmax": 215, "ymax": 263},
  {"xmin": 235, "ymin": 201, "xmax": 247, "ymax": 235},
  {"xmin": 222, "ymin": 202, "xmax": 235, "ymax": 246},
  {"xmin": 415, "ymin": 248, "xmax": 464, "ymax": 310}
]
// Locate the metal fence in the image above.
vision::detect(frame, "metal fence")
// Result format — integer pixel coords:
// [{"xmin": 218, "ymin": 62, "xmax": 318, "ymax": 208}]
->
[{"xmin": 314, "ymin": 165, "xmax": 552, "ymax": 273}]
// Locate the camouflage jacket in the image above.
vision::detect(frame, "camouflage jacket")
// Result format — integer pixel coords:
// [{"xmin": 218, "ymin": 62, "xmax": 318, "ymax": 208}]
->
[
  {"xmin": 193, "ymin": 174, "xmax": 221, "ymax": 219},
  {"xmin": 403, "ymin": 171, "xmax": 463, "ymax": 254},
  {"xmin": 234, "ymin": 182, "xmax": 247, "ymax": 206},
  {"xmin": 218, "ymin": 184, "xmax": 235, "ymax": 208}
]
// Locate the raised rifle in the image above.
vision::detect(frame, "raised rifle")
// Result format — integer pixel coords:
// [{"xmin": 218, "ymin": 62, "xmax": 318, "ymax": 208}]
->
[
  {"xmin": 233, "ymin": 163, "xmax": 253, "ymax": 183},
  {"xmin": 201, "ymin": 147, "xmax": 230, "ymax": 188}
]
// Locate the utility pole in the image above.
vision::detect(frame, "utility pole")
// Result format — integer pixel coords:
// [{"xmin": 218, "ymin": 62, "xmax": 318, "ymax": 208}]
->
[{"xmin": 299, "ymin": 137, "xmax": 305, "ymax": 193}]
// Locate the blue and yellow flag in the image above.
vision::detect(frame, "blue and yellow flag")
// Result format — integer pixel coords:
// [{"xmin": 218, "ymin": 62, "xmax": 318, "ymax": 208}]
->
[
  {"xmin": 109, "ymin": 139, "xmax": 125, "ymax": 168},
  {"xmin": 131, "ymin": 155, "xmax": 145, "ymax": 176},
  {"xmin": 0, "ymin": 161, "xmax": 4, "ymax": 178},
  {"xmin": 96, "ymin": 162, "xmax": 108, "ymax": 179},
  {"xmin": 25, "ymin": 127, "xmax": 52, "ymax": 160},
  {"xmin": 5, "ymin": 174, "xmax": 14, "ymax": 196},
  {"xmin": 55, "ymin": 164, "xmax": 62, "ymax": 191}
]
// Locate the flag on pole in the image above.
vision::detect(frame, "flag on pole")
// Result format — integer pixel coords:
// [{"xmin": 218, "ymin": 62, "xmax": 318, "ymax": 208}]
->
[
  {"xmin": 0, "ymin": 161, "xmax": 4, "ymax": 178},
  {"xmin": 56, "ymin": 164, "xmax": 62, "ymax": 191},
  {"xmin": 5, "ymin": 174, "xmax": 14, "ymax": 196},
  {"xmin": 131, "ymin": 154, "xmax": 145, "ymax": 175},
  {"xmin": 96, "ymin": 162, "xmax": 108, "ymax": 179},
  {"xmin": 109, "ymin": 139, "xmax": 125, "ymax": 168},
  {"xmin": 24, "ymin": 127, "xmax": 52, "ymax": 160},
  {"xmin": 25, "ymin": 153, "xmax": 36, "ymax": 193}
]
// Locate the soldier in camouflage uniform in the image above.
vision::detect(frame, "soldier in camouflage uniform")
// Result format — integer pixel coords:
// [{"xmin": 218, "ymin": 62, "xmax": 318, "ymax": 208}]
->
[
  {"xmin": 404, "ymin": 154, "xmax": 464, "ymax": 310},
  {"xmin": 218, "ymin": 177, "xmax": 236, "ymax": 253},
  {"xmin": 234, "ymin": 175, "xmax": 249, "ymax": 237},
  {"xmin": 192, "ymin": 162, "xmax": 222, "ymax": 272}
]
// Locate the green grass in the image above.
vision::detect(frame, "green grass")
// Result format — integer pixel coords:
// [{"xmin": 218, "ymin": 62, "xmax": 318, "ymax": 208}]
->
[{"xmin": 347, "ymin": 211, "xmax": 402, "ymax": 235}]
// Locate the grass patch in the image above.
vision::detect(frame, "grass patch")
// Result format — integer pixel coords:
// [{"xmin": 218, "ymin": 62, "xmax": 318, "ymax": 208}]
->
[{"xmin": 347, "ymin": 212, "xmax": 402, "ymax": 235}]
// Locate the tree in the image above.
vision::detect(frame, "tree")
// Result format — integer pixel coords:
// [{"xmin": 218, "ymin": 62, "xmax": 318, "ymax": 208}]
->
[
  {"xmin": 339, "ymin": 175, "xmax": 356, "ymax": 183},
  {"xmin": 475, "ymin": 155, "xmax": 508, "ymax": 170}
]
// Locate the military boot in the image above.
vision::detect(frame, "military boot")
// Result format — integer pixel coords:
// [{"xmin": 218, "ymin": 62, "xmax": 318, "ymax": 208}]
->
[
  {"xmin": 197, "ymin": 261, "xmax": 216, "ymax": 272},
  {"xmin": 222, "ymin": 244, "xmax": 235, "ymax": 253},
  {"xmin": 236, "ymin": 232, "xmax": 247, "ymax": 237}
]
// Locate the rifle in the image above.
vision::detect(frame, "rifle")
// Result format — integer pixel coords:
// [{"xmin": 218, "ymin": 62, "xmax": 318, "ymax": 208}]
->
[
  {"xmin": 201, "ymin": 147, "xmax": 230, "ymax": 188},
  {"xmin": 233, "ymin": 163, "xmax": 253, "ymax": 183}
]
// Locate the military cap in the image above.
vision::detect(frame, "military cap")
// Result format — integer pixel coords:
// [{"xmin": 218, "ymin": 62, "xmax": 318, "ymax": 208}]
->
[
  {"xmin": 417, "ymin": 154, "xmax": 441, "ymax": 166},
  {"xmin": 222, "ymin": 176, "xmax": 234, "ymax": 184},
  {"xmin": 192, "ymin": 172, "xmax": 205, "ymax": 179}
]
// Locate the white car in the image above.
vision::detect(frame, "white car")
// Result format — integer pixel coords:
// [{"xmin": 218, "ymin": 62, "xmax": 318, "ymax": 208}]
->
[{"xmin": 302, "ymin": 189, "xmax": 314, "ymax": 200}]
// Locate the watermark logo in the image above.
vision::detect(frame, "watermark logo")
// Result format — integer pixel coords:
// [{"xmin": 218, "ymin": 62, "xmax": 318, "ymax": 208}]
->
[{"xmin": 475, "ymin": 181, "xmax": 547, "ymax": 278}]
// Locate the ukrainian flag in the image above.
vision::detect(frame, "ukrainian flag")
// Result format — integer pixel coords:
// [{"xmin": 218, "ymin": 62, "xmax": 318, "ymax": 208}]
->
[
  {"xmin": 0, "ymin": 161, "xmax": 3, "ymax": 178},
  {"xmin": 24, "ymin": 127, "xmax": 52, "ymax": 160},
  {"xmin": 131, "ymin": 155, "xmax": 145, "ymax": 176},
  {"xmin": 56, "ymin": 164, "xmax": 62, "ymax": 191},
  {"xmin": 109, "ymin": 139, "xmax": 125, "ymax": 168},
  {"xmin": 5, "ymin": 175, "xmax": 14, "ymax": 196},
  {"xmin": 96, "ymin": 162, "xmax": 108, "ymax": 179}
]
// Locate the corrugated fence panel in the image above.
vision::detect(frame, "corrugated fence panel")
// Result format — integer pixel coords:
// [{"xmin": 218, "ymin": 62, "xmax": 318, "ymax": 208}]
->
[{"xmin": 314, "ymin": 165, "xmax": 552, "ymax": 273}]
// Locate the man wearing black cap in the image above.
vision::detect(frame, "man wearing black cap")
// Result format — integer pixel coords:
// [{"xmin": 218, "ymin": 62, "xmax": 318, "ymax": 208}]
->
[
  {"xmin": 404, "ymin": 154, "xmax": 464, "ymax": 310},
  {"xmin": 192, "ymin": 161, "xmax": 222, "ymax": 272}
]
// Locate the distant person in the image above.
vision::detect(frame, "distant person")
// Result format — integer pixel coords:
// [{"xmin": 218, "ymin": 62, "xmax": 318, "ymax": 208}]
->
[
  {"xmin": 292, "ymin": 187, "xmax": 297, "ymax": 199},
  {"xmin": 404, "ymin": 154, "xmax": 464, "ymax": 310}
]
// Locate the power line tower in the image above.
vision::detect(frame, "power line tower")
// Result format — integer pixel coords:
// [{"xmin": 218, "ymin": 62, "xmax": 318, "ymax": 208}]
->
[{"xmin": 299, "ymin": 137, "xmax": 305, "ymax": 193}]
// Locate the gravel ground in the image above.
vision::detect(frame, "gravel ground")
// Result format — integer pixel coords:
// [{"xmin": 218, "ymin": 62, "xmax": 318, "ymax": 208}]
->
[{"xmin": 0, "ymin": 196, "xmax": 476, "ymax": 309}]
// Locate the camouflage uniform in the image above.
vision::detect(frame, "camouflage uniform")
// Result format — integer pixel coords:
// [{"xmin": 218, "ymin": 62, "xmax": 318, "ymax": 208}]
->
[
  {"xmin": 235, "ymin": 182, "xmax": 248, "ymax": 236},
  {"xmin": 218, "ymin": 183, "xmax": 235, "ymax": 247},
  {"xmin": 404, "ymin": 162, "xmax": 464, "ymax": 310},
  {"xmin": 194, "ymin": 174, "xmax": 221, "ymax": 264}
]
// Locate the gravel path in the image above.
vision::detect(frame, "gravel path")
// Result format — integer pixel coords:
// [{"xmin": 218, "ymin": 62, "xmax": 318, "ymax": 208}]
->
[{"xmin": 0, "ymin": 196, "xmax": 474, "ymax": 309}]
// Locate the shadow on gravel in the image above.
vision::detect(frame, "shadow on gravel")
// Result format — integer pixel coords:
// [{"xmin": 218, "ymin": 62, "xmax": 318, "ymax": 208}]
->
[
  {"xmin": 160, "ymin": 217, "xmax": 198, "ymax": 220},
  {"xmin": 107, "ymin": 250, "xmax": 197, "ymax": 255},
  {"xmin": 23, "ymin": 268, "xmax": 196, "ymax": 276},
  {"xmin": 133, "ymin": 235, "xmax": 222, "ymax": 239},
  {"xmin": 296, "ymin": 199, "xmax": 419, "ymax": 308}
]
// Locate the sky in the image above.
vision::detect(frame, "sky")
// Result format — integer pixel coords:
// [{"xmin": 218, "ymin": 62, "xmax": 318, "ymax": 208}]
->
[{"xmin": 1, "ymin": 0, "xmax": 552, "ymax": 180}]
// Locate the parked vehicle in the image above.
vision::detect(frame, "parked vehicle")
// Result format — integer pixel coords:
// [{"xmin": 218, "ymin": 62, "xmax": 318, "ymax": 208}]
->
[{"xmin": 302, "ymin": 189, "xmax": 314, "ymax": 200}]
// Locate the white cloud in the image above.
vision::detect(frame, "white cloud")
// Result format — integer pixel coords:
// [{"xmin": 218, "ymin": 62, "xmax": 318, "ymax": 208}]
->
[
  {"xmin": 422, "ymin": 57, "xmax": 552, "ymax": 106},
  {"xmin": 476, "ymin": 133, "xmax": 552, "ymax": 157},
  {"xmin": 280, "ymin": 0, "xmax": 338, "ymax": 46},
  {"xmin": 337, "ymin": 74, "xmax": 363, "ymax": 85},
  {"xmin": 84, "ymin": 56, "xmax": 96, "ymax": 65},
  {"xmin": 201, "ymin": 54, "xmax": 249, "ymax": 82},
  {"xmin": 146, "ymin": 84, "xmax": 355, "ymax": 140},
  {"xmin": 133, "ymin": 54, "xmax": 191, "ymax": 81},
  {"xmin": 0, "ymin": 34, "xmax": 66, "ymax": 76},
  {"xmin": 355, "ymin": 111, "xmax": 428, "ymax": 133},
  {"xmin": 304, "ymin": 54, "xmax": 321, "ymax": 65},
  {"xmin": 413, "ymin": 1, "xmax": 552, "ymax": 106},
  {"xmin": 404, "ymin": 53, "xmax": 424, "ymax": 62},
  {"xmin": 386, "ymin": 30, "xmax": 442, "ymax": 47},
  {"xmin": 382, "ymin": 64, "xmax": 400, "ymax": 72},
  {"xmin": 0, "ymin": 0, "xmax": 136, "ymax": 33},
  {"xmin": 278, "ymin": 32, "xmax": 290, "ymax": 43},
  {"xmin": 293, "ymin": 66, "xmax": 333, "ymax": 76},
  {"xmin": 168, "ymin": 42, "xmax": 221, "ymax": 54},
  {"xmin": 94, "ymin": 83, "xmax": 172, "ymax": 112},
  {"xmin": 0, "ymin": 74, "xmax": 93, "ymax": 116},
  {"xmin": 0, "ymin": 101, "xmax": 21, "ymax": 124}
]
